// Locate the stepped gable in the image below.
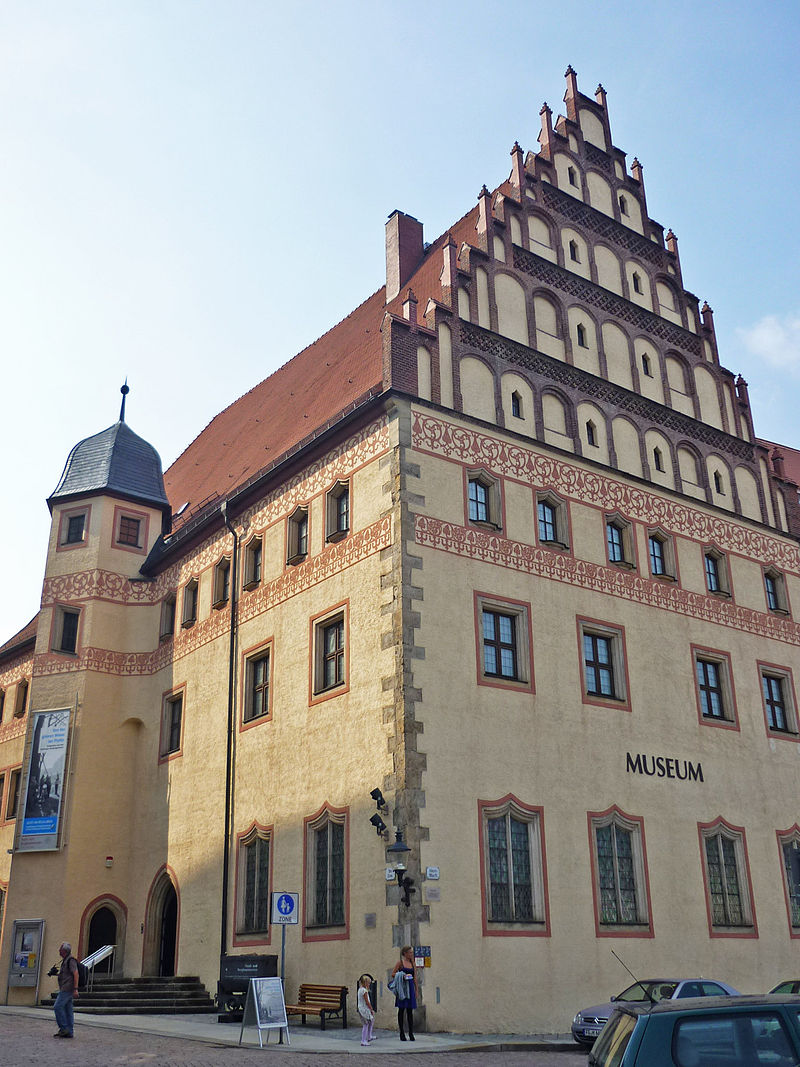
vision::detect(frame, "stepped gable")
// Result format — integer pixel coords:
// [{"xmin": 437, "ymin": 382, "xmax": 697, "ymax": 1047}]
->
[
  {"xmin": 164, "ymin": 287, "xmax": 386, "ymax": 520},
  {"xmin": 49, "ymin": 421, "xmax": 169, "ymax": 512},
  {"xmin": 384, "ymin": 203, "xmax": 481, "ymax": 321}
]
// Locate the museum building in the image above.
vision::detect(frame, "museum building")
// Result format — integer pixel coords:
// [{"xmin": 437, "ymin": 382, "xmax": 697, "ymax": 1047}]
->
[{"xmin": 1, "ymin": 66, "xmax": 800, "ymax": 1033}]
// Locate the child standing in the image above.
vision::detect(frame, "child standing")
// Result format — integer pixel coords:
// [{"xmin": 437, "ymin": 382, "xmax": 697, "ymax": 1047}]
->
[{"xmin": 357, "ymin": 975, "xmax": 375, "ymax": 1045}]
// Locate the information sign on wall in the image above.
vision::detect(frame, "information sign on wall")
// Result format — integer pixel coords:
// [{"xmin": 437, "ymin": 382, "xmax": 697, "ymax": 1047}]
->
[{"xmin": 18, "ymin": 709, "xmax": 71, "ymax": 852}]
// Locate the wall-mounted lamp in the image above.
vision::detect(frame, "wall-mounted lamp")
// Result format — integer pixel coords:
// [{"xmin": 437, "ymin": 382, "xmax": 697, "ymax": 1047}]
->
[
  {"xmin": 386, "ymin": 830, "xmax": 415, "ymax": 906},
  {"xmin": 369, "ymin": 813, "xmax": 387, "ymax": 837},
  {"xmin": 370, "ymin": 787, "xmax": 388, "ymax": 812}
]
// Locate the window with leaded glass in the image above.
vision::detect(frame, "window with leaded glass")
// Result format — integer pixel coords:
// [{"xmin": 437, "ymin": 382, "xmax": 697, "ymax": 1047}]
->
[
  {"xmin": 590, "ymin": 810, "xmax": 649, "ymax": 932},
  {"xmin": 117, "ymin": 515, "xmax": 141, "ymax": 547},
  {"xmin": 309, "ymin": 817, "xmax": 345, "ymax": 927},
  {"xmin": 480, "ymin": 799, "xmax": 546, "ymax": 933},
  {"xmin": 244, "ymin": 651, "xmax": 271, "ymax": 723},
  {"xmin": 704, "ymin": 831, "xmax": 748, "ymax": 927},
  {"xmin": 239, "ymin": 831, "xmax": 270, "ymax": 934},
  {"xmin": 482, "ymin": 611, "xmax": 517, "ymax": 680},
  {"xmin": 780, "ymin": 835, "xmax": 800, "ymax": 929},
  {"xmin": 595, "ymin": 824, "xmax": 638, "ymax": 924}
]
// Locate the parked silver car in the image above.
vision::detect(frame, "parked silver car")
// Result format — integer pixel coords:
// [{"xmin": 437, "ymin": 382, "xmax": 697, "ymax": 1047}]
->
[{"xmin": 572, "ymin": 978, "xmax": 741, "ymax": 1046}]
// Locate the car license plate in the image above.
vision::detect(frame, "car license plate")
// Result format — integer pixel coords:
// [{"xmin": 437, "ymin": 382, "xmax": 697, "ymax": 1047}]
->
[{"xmin": 584, "ymin": 1027, "xmax": 602, "ymax": 1037}]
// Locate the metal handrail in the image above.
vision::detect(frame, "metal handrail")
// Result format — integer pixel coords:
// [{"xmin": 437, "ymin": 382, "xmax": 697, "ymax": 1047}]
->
[{"xmin": 80, "ymin": 944, "xmax": 116, "ymax": 991}]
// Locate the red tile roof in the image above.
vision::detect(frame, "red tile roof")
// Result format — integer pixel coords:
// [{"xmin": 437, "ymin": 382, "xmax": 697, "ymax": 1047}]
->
[
  {"xmin": 0, "ymin": 614, "xmax": 38, "ymax": 662},
  {"xmin": 165, "ymin": 287, "xmax": 387, "ymax": 518},
  {"xmin": 759, "ymin": 439, "xmax": 800, "ymax": 488}
]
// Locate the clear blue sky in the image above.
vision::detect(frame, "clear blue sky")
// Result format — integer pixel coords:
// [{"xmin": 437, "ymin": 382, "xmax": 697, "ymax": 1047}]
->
[{"xmin": 1, "ymin": 1, "xmax": 798, "ymax": 642}]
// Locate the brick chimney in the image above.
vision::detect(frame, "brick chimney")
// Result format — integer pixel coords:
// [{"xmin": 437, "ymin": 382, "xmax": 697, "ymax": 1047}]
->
[{"xmin": 385, "ymin": 211, "xmax": 424, "ymax": 302}]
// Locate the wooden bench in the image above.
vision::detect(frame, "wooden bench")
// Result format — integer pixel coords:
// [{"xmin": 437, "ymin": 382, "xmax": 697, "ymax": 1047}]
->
[{"xmin": 285, "ymin": 983, "xmax": 348, "ymax": 1029}]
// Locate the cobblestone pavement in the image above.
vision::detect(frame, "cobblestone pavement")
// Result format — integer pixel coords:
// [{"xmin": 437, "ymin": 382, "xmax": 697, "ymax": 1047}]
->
[{"xmin": 0, "ymin": 1014, "xmax": 589, "ymax": 1067}]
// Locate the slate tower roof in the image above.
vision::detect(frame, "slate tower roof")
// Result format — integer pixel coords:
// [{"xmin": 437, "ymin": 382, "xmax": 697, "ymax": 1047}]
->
[{"xmin": 49, "ymin": 420, "xmax": 169, "ymax": 512}]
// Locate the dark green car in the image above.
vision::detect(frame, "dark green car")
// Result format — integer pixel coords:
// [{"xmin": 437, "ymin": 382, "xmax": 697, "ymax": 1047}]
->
[{"xmin": 588, "ymin": 994, "xmax": 800, "ymax": 1066}]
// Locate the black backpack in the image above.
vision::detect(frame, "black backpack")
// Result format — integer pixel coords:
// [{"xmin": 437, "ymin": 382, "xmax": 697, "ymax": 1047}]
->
[{"xmin": 71, "ymin": 957, "xmax": 89, "ymax": 990}]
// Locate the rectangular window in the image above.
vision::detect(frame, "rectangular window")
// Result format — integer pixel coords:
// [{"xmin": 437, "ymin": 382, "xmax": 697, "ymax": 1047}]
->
[
  {"xmin": 704, "ymin": 548, "xmax": 730, "ymax": 596},
  {"xmin": 692, "ymin": 646, "xmax": 736, "ymax": 728},
  {"xmin": 53, "ymin": 607, "xmax": 80, "ymax": 655},
  {"xmin": 326, "ymin": 482, "xmax": 350, "ymax": 542},
  {"xmin": 14, "ymin": 680, "xmax": 28, "ymax": 718},
  {"xmin": 605, "ymin": 515, "xmax": 634, "ymax": 568},
  {"xmin": 66, "ymin": 514, "xmax": 86, "ymax": 544},
  {"xmin": 311, "ymin": 605, "xmax": 349, "ymax": 701},
  {"xmin": 578, "ymin": 619, "xmax": 628, "ymax": 707},
  {"xmin": 475, "ymin": 594, "xmax": 533, "ymax": 692},
  {"xmin": 181, "ymin": 579, "xmax": 198, "ymax": 627},
  {"xmin": 590, "ymin": 809, "xmax": 651, "ymax": 934},
  {"xmin": 244, "ymin": 536, "xmax": 263, "ymax": 589},
  {"xmin": 213, "ymin": 558, "xmax": 231, "ymax": 608},
  {"xmin": 649, "ymin": 535, "xmax": 665, "ymax": 574},
  {"xmin": 466, "ymin": 470, "xmax": 501, "ymax": 528},
  {"xmin": 647, "ymin": 530, "xmax": 676, "ymax": 580},
  {"xmin": 536, "ymin": 492, "xmax": 568, "ymax": 549},
  {"xmin": 0, "ymin": 689, "xmax": 4, "ymax": 723},
  {"xmin": 6, "ymin": 768, "xmax": 21, "ymax": 820},
  {"xmin": 160, "ymin": 594, "xmax": 176, "ymax": 639},
  {"xmin": 160, "ymin": 692, "xmax": 183, "ymax": 759},
  {"xmin": 244, "ymin": 650, "xmax": 271, "ymax": 724},
  {"xmin": 482, "ymin": 611, "xmax": 517, "ymax": 680},
  {"xmin": 287, "ymin": 506, "xmax": 309, "ymax": 564},
  {"xmin": 764, "ymin": 569, "xmax": 789, "ymax": 614},
  {"xmin": 469, "ymin": 479, "xmax": 489, "ymax": 522},
  {"xmin": 304, "ymin": 809, "xmax": 347, "ymax": 934},
  {"xmin": 117, "ymin": 516, "xmax": 141, "ymax": 547},
  {"xmin": 238, "ymin": 831, "xmax": 271, "ymax": 935},
  {"xmin": 759, "ymin": 664, "xmax": 797, "ymax": 736}
]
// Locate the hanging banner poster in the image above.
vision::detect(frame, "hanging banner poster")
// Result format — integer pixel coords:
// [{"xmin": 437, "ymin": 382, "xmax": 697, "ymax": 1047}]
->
[{"xmin": 18, "ymin": 709, "xmax": 71, "ymax": 852}]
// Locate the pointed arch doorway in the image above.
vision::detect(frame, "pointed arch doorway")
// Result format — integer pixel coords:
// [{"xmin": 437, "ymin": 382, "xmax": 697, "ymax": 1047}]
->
[{"xmin": 143, "ymin": 867, "xmax": 179, "ymax": 976}]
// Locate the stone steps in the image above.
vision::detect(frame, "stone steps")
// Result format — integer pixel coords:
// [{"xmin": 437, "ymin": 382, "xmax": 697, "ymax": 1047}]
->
[{"xmin": 43, "ymin": 975, "xmax": 217, "ymax": 1016}]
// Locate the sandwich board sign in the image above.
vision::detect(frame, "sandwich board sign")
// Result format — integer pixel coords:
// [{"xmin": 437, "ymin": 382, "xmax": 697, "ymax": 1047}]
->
[{"xmin": 239, "ymin": 976, "xmax": 289, "ymax": 1047}]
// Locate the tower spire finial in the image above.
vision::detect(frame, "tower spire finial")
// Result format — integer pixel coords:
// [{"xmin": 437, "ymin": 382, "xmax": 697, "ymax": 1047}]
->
[{"xmin": 119, "ymin": 379, "xmax": 130, "ymax": 423}]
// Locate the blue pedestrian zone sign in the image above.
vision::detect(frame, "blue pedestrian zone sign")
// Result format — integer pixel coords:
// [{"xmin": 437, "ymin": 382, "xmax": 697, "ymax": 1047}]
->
[{"xmin": 271, "ymin": 891, "xmax": 299, "ymax": 924}]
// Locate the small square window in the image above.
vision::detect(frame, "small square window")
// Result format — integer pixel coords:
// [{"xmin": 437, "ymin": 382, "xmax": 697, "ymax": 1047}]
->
[
  {"xmin": 213, "ymin": 558, "xmax": 231, "ymax": 608},
  {"xmin": 66, "ymin": 514, "xmax": 85, "ymax": 543},
  {"xmin": 311, "ymin": 605, "xmax": 349, "ymax": 700},
  {"xmin": 244, "ymin": 648, "xmax": 272, "ymax": 724},
  {"xmin": 692, "ymin": 646, "xmax": 737, "ymax": 729},
  {"xmin": 52, "ymin": 606, "xmax": 80, "ymax": 655},
  {"xmin": 325, "ymin": 482, "xmax": 350, "ymax": 542},
  {"xmin": 704, "ymin": 548, "xmax": 731, "ymax": 597},
  {"xmin": 536, "ymin": 492, "xmax": 569, "ymax": 550},
  {"xmin": 578, "ymin": 618, "xmax": 628, "ymax": 707},
  {"xmin": 467, "ymin": 470, "xmax": 501, "ymax": 528},
  {"xmin": 243, "ymin": 536, "xmax": 263, "ymax": 590},
  {"xmin": 287, "ymin": 506, "xmax": 309, "ymax": 565},
  {"xmin": 160, "ymin": 691, "xmax": 184, "ymax": 759},
  {"xmin": 605, "ymin": 514, "xmax": 635, "ymax": 569},
  {"xmin": 758, "ymin": 663, "xmax": 798, "ymax": 737},
  {"xmin": 117, "ymin": 516, "xmax": 141, "ymax": 547},
  {"xmin": 58, "ymin": 507, "xmax": 90, "ymax": 550},
  {"xmin": 181, "ymin": 579, "xmax": 198, "ymax": 628}
]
